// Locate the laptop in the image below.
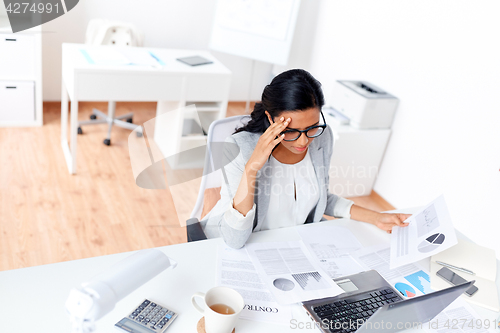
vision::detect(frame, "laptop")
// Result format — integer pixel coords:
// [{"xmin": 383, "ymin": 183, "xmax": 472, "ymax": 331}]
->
[{"xmin": 302, "ymin": 270, "xmax": 474, "ymax": 333}]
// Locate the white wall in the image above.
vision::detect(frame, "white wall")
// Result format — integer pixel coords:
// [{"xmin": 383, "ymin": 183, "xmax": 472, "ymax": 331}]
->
[
  {"xmin": 306, "ymin": 0, "xmax": 500, "ymax": 254},
  {"xmin": 41, "ymin": 0, "xmax": 317, "ymax": 101}
]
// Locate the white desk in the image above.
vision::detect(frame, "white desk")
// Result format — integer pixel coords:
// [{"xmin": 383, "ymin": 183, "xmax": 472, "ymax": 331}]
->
[
  {"xmin": 1, "ymin": 209, "xmax": 498, "ymax": 332},
  {"xmin": 61, "ymin": 43, "xmax": 231, "ymax": 174}
]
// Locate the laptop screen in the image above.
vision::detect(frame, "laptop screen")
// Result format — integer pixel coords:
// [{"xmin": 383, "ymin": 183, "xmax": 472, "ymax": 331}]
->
[{"xmin": 357, "ymin": 281, "xmax": 473, "ymax": 332}]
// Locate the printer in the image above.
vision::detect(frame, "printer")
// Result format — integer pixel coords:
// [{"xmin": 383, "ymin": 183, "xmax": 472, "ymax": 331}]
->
[{"xmin": 330, "ymin": 80, "xmax": 399, "ymax": 129}]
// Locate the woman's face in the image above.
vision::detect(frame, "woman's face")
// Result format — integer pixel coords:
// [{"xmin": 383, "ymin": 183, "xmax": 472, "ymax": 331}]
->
[{"xmin": 277, "ymin": 107, "xmax": 321, "ymax": 155}]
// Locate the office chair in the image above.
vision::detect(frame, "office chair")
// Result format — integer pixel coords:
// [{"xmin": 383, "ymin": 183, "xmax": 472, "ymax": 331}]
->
[
  {"xmin": 186, "ymin": 115, "xmax": 250, "ymax": 242},
  {"xmin": 77, "ymin": 19, "xmax": 144, "ymax": 145}
]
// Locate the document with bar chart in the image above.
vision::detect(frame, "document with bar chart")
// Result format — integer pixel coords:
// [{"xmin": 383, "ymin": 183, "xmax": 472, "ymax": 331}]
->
[
  {"xmin": 390, "ymin": 195, "xmax": 457, "ymax": 269},
  {"xmin": 245, "ymin": 241, "xmax": 345, "ymax": 305}
]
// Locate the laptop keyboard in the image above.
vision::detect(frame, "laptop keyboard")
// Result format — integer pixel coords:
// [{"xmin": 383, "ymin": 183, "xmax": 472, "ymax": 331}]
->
[{"xmin": 312, "ymin": 288, "xmax": 402, "ymax": 333}]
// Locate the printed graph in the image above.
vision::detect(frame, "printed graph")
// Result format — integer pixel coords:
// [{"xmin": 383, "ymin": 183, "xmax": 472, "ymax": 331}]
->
[
  {"xmin": 416, "ymin": 204, "xmax": 440, "ymax": 237},
  {"xmin": 273, "ymin": 278, "xmax": 295, "ymax": 291},
  {"xmin": 292, "ymin": 272, "xmax": 328, "ymax": 291},
  {"xmin": 394, "ymin": 282, "xmax": 416, "ymax": 298},
  {"xmin": 417, "ymin": 233, "xmax": 445, "ymax": 253},
  {"xmin": 404, "ymin": 270, "xmax": 433, "ymax": 294}
]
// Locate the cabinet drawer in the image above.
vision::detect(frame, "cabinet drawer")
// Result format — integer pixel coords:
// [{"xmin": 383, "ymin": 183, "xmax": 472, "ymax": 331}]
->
[
  {"xmin": 0, "ymin": 33, "xmax": 35, "ymax": 79},
  {"xmin": 0, "ymin": 81, "xmax": 35, "ymax": 123}
]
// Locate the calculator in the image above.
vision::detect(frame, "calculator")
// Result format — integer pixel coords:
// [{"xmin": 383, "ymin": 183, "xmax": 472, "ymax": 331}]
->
[{"xmin": 115, "ymin": 299, "xmax": 178, "ymax": 333}]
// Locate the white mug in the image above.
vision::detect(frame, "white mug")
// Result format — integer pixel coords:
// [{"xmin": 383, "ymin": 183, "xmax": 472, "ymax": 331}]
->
[{"xmin": 192, "ymin": 287, "xmax": 244, "ymax": 333}]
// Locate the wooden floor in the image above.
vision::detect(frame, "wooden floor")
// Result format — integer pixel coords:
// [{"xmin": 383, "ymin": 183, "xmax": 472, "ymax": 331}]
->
[{"xmin": 0, "ymin": 102, "xmax": 394, "ymax": 272}]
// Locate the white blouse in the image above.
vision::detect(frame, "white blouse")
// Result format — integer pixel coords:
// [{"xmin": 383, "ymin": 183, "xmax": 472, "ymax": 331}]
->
[
  {"xmin": 225, "ymin": 150, "xmax": 354, "ymax": 230},
  {"xmin": 260, "ymin": 150, "xmax": 320, "ymax": 230}
]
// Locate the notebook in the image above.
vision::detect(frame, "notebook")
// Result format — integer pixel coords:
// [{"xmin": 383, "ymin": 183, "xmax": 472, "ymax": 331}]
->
[{"xmin": 176, "ymin": 55, "xmax": 213, "ymax": 66}]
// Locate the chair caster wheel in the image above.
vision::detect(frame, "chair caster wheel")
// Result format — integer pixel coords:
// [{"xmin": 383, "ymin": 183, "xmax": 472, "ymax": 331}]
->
[
  {"xmin": 77, "ymin": 127, "xmax": 83, "ymax": 135},
  {"xmin": 103, "ymin": 139, "xmax": 111, "ymax": 146},
  {"xmin": 126, "ymin": 118, "xmax": 133, "ymax": 123},
  {"xmin": 136, "ymin": 131, "xmax": 143, "ymax": 137},
  {"xmin": 90, "ymin": 114, "xmax": 97, "ymax": 120}
]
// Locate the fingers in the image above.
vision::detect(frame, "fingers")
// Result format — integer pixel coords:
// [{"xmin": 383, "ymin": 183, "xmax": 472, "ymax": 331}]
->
[
  {"xmin": 387, "ymin": 213, "xmax": 409, "ymax": 232},
  {"xmin": 397, "ymin": 213, "xmax": 411, "ymax": 226},
  {"xmin": 394, "ymin": 216, "xmax": 405, "ymax": 226},
  {"xmin": 272, "ymin": 133, "xmax": 285, "ymax": 146},
  {"xmin": 263, "ymin": 115, "xmax": 290, "ymax": 139},
  {"xmin": 385, "ymin": 213, "xmax": 409, "ymax": 227}
]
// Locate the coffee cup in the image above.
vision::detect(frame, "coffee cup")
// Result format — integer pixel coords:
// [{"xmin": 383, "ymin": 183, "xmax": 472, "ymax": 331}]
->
[{"xmin": 192, "ymin": 287, "xmax": 244, "ymax": 333}]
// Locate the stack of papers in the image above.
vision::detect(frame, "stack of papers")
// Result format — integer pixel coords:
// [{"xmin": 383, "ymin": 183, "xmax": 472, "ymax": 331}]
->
[
  {"xmin": 216, "ymin": 226, "xmax": 365, "ymax": 323},
  {"xmin": 297, "ymin": 225, "xmax": 365, "ymax": 279},
  {"xmin": 245, "ymin": 241, "xmax": 344, "ymax": 305},
  {"xmin": 217, "ymin": 245, "xmax": 292, "ymax": 324}
]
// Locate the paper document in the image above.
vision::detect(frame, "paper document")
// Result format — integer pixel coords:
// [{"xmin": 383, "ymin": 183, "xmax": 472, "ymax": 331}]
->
[
  {"xmin": 81, "ymin": 48, "xmax": 162, "ymax": 68},
  {"xmin": 390, "ymin": 195, "xmax": 457, "ymax": 269},
  {"xmin": 425, "ymin": 298, "xmax": 497, "ymax": 332},
  {"xmin": 297, "ymin": 225, "xmax": 365, "ymax": 278},
  {"xmin": 245, "ymin": 241, "xmax": 344, "ymax": 305},
  {"xmin": 353, "ymin": 245, "xmax": 433, "ymax": 298},
  {"xmin": 216, "ymin": 245, "xmax": 292, "ymax": 324},
  {"xmin": 81, "ymin": 48, "xmax": 130, "ymax": 65},
  {"xmin": 120, "ymin": 48, "xmax": 163, "ymax": 68}
]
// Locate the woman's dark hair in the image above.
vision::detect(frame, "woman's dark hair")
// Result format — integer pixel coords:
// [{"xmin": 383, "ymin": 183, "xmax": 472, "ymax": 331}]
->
[{"xmin": 234, "ymin": 69, "xmax": 324, "ymax": 134}]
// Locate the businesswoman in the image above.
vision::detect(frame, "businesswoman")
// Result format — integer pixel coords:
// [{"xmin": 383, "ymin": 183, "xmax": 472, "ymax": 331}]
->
[{"xmin": 202, "ymin": 69, "xmax": 410, "ymax": 248}]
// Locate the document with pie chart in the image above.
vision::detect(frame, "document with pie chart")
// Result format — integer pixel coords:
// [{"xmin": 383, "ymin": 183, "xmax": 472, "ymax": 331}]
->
[{"xmin": 390, "ymin": 195, "xmax": 457, "ymax": 269}]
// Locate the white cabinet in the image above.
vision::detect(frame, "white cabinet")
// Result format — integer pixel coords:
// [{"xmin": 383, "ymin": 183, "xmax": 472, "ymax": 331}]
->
[
  {"xmin": 0, "ymin": 81, "xmax": 35, "ymax": 122},
  {"xmin": 0, "ymin": 33, "xmax": 35, "ymax": 79},
  {"xmin": 325, "ymin": 113, "xmax": 391, "ymax": 197},
  {"xmin": 0, "ymin": 17, "xmax": 42, "ymax": 127}
]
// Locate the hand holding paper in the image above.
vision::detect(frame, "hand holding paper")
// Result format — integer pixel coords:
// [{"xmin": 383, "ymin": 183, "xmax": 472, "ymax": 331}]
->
[
  {"xmin": 375, "ymin": 213, "xmax": 411, "ymax": 233},
  {"xmin": 390, "ymin": 195, "xmax": 458, "ymax": 269}
]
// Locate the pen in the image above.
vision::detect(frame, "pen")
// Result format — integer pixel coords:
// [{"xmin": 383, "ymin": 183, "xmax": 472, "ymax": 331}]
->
[
  {"xmin": 149, "ymin": 52, "xmax": 164, "ymax": 68},
  {"xmin": 436, "ymin": 261, "xmax": 475, "ymax": 275}
]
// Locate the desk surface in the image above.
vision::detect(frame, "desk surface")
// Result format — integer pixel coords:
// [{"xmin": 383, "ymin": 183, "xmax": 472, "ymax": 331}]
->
[
  {"xmin": 1, "ymin": 209, "xmax": 498, "ymax": 333},
  {"xmin": 63, "ymin": 43, "xmax": 232, "ymax": 75}
]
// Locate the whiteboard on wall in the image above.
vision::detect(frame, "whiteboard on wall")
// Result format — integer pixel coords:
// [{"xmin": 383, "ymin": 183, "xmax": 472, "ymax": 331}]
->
[{"xmin": 209, "ymin": 0, "xmax": 301, "ymax": 66}]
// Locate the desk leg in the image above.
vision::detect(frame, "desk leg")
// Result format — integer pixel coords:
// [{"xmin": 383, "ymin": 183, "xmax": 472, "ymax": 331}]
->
[
  {"xmin": 60, "ymin": 81, "xmax": 76, "ymax": 174},
  {"xmin": 69, "ymin": 98, "xmax": 79, "ymax": 174},
  {"xmin": 61, "ymin": 82, "xmax": 68, "ymax": 143},
  {"xmin": 60, "ymin": 81, "xmax": 78, "ymax": 174}
]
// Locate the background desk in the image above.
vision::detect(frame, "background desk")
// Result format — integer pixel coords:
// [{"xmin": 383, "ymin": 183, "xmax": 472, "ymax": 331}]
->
[
  {"xmin": 61, "ymin": 43, "xmax": 231, "ymax": 174},
  {"xmin": 1, "ymin": 209, "xmax": 498, "ymax": 332}
]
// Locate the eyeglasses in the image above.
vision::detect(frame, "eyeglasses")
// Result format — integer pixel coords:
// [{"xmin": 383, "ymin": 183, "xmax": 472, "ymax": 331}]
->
[{"xmin": 280, "ymin": 111, "xmax": 327, "ymax": 142}]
